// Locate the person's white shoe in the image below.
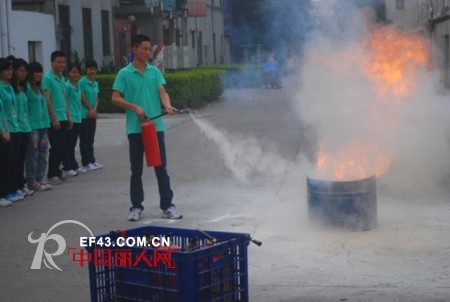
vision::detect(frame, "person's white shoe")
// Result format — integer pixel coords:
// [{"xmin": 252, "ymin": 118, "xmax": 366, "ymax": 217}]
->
[
  {"xmin": 162, "ymin": 205, "xmax": 183, "ymax": 219},
  {"xmin": 65, "ymin": 170, "xmax": 78, "ymax": 177},
  {"xmin": 93, "ymin": 162, "xmax": 104, "ymax": 169},
  {"xmin": 21, "ymin": 187, "xmax": 35, "ymax": 196},
  {"xmin": 84, "ymin": 163, "xmax": 99, "ymax": 171},
  {"xmin": 76, "ymin": 167, "xmax": 87, "ymax": 174},
  {"xmin": 128, "ymin": 208, "xmax": 143, "ymax": 221},
  {"xmin": 0, "ymin": 198, "xmax": 12, "ymax": 207}
]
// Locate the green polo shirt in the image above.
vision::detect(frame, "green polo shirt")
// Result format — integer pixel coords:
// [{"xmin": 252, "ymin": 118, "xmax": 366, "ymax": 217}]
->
[
  {"xmin": 0, "ymin": 99, "xmax": 7, "ymax": 135},
  {"xmin": 15, "ymin": 89, "xmax": 31, "ymax": 133},
  {"xmin": 0, "ymin": 81, "xmax": 18, "ymax": 133},
  {"xmin": 112, "ymin": 63, "xmax": 166, "ymax": 135},
  {"xmin": 26, "ymin": 83, "xmax": 50, "ymax": 130},
  {"xmin": 79, "ymin": 76, "xmax": 99, "ymax": 119},
  {"xmin": 66, "ymin": 81, "xmax": 82, "ymax": 123},
  {"xmin": 42, "ymin": 70, "xmax": 67, "ymax": 122}
]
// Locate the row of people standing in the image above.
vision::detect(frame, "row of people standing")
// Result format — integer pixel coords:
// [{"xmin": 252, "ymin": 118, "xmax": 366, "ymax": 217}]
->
[{"xmin": 0, "ymin": 51, "xmax": 103, "ymax": 208}]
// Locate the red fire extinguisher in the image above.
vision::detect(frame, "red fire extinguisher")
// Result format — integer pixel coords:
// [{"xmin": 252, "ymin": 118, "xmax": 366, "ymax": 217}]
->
[
  {"xmin": 141, "ymin": 121, "xmax": 161, "ymax": 167},
  {"xmin": 141, "ymin": 109, "xmax": 188, "ymax": 167}
]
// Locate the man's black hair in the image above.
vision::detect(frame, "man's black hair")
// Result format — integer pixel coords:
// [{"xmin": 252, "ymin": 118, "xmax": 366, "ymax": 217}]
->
[
  {"xmin": 51, "ymin": 50, "xmax": 66, "ymax": 62},
  {"xmin": 67, "ymin": 62, "xmax": 82, "ymax": 73},
  {"xmin": 131, "ymin": 34, "xmax": 152, "ymax": 48}
]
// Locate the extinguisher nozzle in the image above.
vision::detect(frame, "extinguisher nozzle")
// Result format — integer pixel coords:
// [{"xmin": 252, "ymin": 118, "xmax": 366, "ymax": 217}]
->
[{"xmin": 177, "ymin": 109, "xmax": 190, "ymax": 114}]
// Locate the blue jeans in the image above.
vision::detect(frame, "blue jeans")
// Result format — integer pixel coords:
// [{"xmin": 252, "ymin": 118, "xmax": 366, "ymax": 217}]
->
[
  {"xmin": 26, "ymin": 129, "xmax": 49, "ymax": 185},
  {"xmin": 128, "ymin": 132, "xmax": 174, "ymax": 211}
]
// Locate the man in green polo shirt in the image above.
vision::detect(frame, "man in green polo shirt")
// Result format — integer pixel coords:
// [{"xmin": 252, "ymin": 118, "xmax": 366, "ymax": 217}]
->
[
  {"xmin": 42, "ymin": 50, "xmax": 73, "ymax": 185},
  {"xmin": 112, "ymin": 34, "xmax": 182, "ymax": 221}
]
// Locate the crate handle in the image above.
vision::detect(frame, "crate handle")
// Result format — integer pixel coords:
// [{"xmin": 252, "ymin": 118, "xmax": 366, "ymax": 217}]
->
[{"xmin": 196, "ymin": 229, "xmax": 262, "ymax": 247}]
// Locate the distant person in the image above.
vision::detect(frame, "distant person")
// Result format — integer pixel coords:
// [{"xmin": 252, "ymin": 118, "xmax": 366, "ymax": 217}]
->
[
  {"xmin": 63, "ymin": 63, "xmax": 85, "ymax": 176},
  {"xmin": 263, "ymin": 54, "xmax": 281, "ymax": 89},
  {"xmin": 79, "ymin": 59, "xmax": 103, "ymax": 171},
  {"xmin": 25, "ymin": 62, "xmax": 52, "ymax": 192},
  {"xmin": 42, "ymin": 51, "xmax": 73, "ymax": 185},
  {"xmin": 112, "ymin": 34, "xmax": 182, "ymax": 221}
]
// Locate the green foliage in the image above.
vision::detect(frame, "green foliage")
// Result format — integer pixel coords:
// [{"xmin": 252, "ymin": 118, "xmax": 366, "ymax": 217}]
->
[
  {"xmin": 71, "ymin": 50, "xmax": 85, "ymax": 67},
  {"xmin": 96, "ymin": 74, "xmax": 123, "ymax": 113},
  {"xmin": 99, "ymin": 61, "xmax": 116, "ymax": 74}
]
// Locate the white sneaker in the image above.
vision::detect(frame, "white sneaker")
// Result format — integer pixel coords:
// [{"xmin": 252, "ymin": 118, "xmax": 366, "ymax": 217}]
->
[
  {"xmin": 22, "ymin": 187, "xmax": 35, "ymax": 196},
  {"xmin": 0, "ymin": 198, "xmax": 12, "ymax": 207},
  {"xmin": 128, "ymin": 208, "xmax": 142, "ymax": 221},
  {"xmin": 16, "ymin": 189, "xmax": 26, "ymax": 197},
  {"xmin": 64, "ymin": 170, "xmax": 78, "ymax": 177},
  {"xmin": 93, "ymin": 162, "xmax": 104, "ymax": 169},
  {"xmin": 76, "ymin": 167, "xmax": 87, "ymax": 174},
  {"xmin": 162, "ymin": 205, "xmax": 183, "ymax": 219},
  {"xmin": 39, "ymin": 182, "xmax": 52, "ymax": 191},
  {"xmin": 84, "ymin": 163, "xmax": 99, "ymax": 171}
]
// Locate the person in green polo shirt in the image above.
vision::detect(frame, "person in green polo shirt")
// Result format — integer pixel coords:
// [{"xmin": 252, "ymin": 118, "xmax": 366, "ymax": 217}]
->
[
  {"xmin": 42, "ymin": 51, "xmax": 73, "ymax": 185},
  {"xmin": 0, "ymin": 84, "xmax": 11, "ymax": 207},
  {"xmin": 112, "ymin": 34, "xmax": 182, "ymax": 221},
  {"xmin": 0, "ymin": 58, "xmax": 23, "ymax": 203},
  {"xmin": 63, "ymin": 62, "xmax": 86, "ymax": 176},
  {"xmin": 11, "ymin": 58, "xmax": 34, "ymax": 197},
  {"xmin": 25, "ymin": 61, "xmax": 52, "ymax": 192},
  {"xmin": 79, "ymin": 59, "xmax": 103, "ymax": 171}
]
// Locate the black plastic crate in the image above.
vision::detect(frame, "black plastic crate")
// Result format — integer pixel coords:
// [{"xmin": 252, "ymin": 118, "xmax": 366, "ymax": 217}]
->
[{"xmin": 86, "ymin": 226, "xmax": 250, "ymax": 302}]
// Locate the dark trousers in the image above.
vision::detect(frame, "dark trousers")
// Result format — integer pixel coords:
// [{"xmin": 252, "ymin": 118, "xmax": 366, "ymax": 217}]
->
[
  {"xmin": 0, "ymin": 133, "xmax": 20, "ymax": 195},
  {"xmin": 16, "ymin": 132, "xmax": 30, "ymax": 190},
  {"xmin": 48, "ymin": 121, "xmax": 68, "ymax": 178},
  {"xmin": 63, "ymin": 123, "xmax": 80, "ymax": 171},
  {"xmin": 128, "ymin": 132, "xmax": 173, "ymax": 210},
  {"xmin": 80, "ymin": 118, "xmax": 96, "ymax": 166},
  {"xmin": 0, "ymin": 140, "xmax": 10, "ymax": 198}
]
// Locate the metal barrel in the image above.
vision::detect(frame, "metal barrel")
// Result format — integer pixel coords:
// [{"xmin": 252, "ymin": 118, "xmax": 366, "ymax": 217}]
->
[{"xmin": 307, "ymin": 176, "xmax": 377, "ymax": 231}]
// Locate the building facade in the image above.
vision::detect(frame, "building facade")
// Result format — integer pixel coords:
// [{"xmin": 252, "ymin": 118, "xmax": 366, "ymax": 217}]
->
[
  {"xmin": 417, "ymin": 0, "xmax": 450, "ymax": 86},
  {"xmin": 1, "ymin": 0, "xmax": 56, "ymax": 69},
  {"xmin": 384, "ymin": 0, "xmax": 420, "ymax": 29},
  {"xmin": 10, "ymin": 0, "xmax": 114, "ymax": 68},
  {"xmin": 114, "ymin": 0, "xmax": 229, "ymax": 69}
]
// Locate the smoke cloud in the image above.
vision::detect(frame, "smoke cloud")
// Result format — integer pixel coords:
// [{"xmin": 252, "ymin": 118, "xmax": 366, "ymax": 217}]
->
[{"xmin": 293, "ymin": 1, "xmax": 450, "ymax": 198}]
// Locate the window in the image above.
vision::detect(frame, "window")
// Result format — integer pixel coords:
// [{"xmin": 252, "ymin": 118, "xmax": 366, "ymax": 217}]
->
[
  {"xmin": 191, "ymin": 31, "xmax": 196, "ymax": 49},
  {"xmin": 83, "ymin": 8, "xmax": 93, "ymax": 60},
  {"xmin": 101, "ymin": 10, "xmax": 111, "ymax": 56},
  {"xmin": 58, "ymin": 4, "xmax": 71, "ymax": 62},
  {"xmin": 28, "ymin": 41, "xmax": 42, "ymax": 63},
  {"xmin": 396, "ymin": 0, "xmax": 404, "ymax": 10}
]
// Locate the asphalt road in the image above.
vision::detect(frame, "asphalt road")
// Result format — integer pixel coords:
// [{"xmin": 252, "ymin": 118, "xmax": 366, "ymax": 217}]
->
[{"xmin": 0, "ymin": 85, "xmax": 449, "ymax": 301}]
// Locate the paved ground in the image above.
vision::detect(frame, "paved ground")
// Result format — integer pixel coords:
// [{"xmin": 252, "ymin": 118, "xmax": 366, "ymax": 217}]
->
[{"xmin": 0, "ymin": 86, "xmax": 449, "ymax": 301}]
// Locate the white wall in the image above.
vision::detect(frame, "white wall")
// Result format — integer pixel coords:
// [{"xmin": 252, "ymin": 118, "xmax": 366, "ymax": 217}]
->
[{"xmin": 10, "ymin": 10, "xmax": 56, "ymax": 71}]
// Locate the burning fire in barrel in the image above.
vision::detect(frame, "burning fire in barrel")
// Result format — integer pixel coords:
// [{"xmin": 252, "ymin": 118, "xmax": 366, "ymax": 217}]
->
[{"xmin": 306, "ymin": 26, "xmax": 430, "ymax": 231}]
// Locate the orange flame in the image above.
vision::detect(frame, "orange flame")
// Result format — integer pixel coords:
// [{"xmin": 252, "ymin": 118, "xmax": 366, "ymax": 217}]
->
[
  {"xmin": 316, "ymin": 141, "xmax": 391, "ymax": 181},
  {"xmin": 362, "ymin": 27, "xmax": 430, "ymax": 99},
  {"xmin": 315, "ymin": 26, "xmax": 429, "ymax": 180}
]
